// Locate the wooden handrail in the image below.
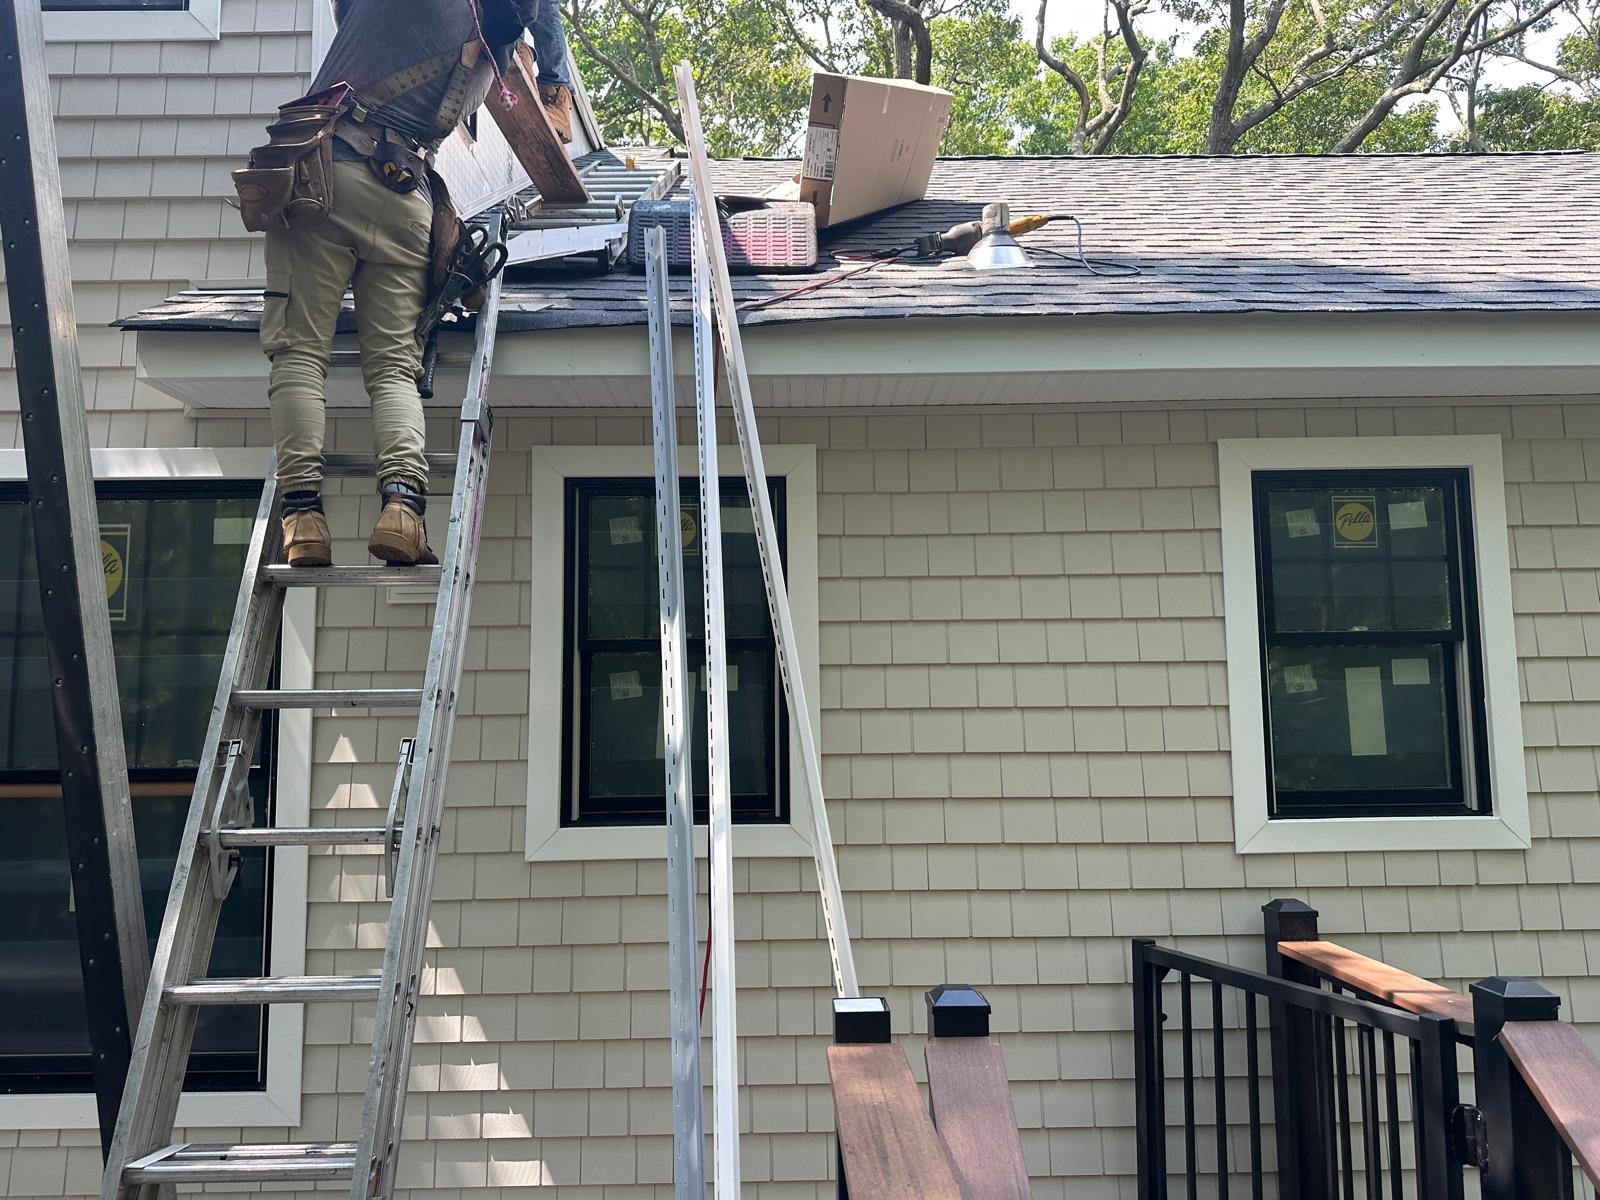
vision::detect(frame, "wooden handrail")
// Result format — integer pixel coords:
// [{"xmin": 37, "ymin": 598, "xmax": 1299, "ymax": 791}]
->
[
  {"xmin": 1277, "ymin": 940, "xmax": 1476, "ymax": 1036},
  {"xmin": 1499, "ymin": 1020, "xmax": 1600, "ymax": 1190}
]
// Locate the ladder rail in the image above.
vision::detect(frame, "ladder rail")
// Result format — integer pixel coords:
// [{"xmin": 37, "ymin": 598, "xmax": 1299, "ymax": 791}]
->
[
  {"xmin": 689, "ymin": 195, "xmax": 744, "ymax": 1199},
  {"xmin": 353, "ymin": 213, "xmax": 505, "ymax": 1200},
  {"xmin": 672, "ymin": 62, "xmax": 859, "ymax": 999},
  {"xmin": 645, "ymin": 225, "xmax": 708, "ymax": 1200},
  {"xmin": 103, "ymin": 478, "xmax": 285, "ymax": 1200}
]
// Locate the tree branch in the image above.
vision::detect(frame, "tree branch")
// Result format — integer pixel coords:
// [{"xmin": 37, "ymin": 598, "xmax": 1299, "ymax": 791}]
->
[
  {"xmin": 1035, "ymin": 0, "xmax": 1093, "ymax": 152},
  {"xmin": 862, "ymin": 0, "xmax": 933, "ymax": 82},
  {"xmin": 562, "ymin": 0, "xmax": 685, "ymax": 141},
  {"xmin": 1333, "ymin": 0, "xmax": 1566, "ymax": 151}
]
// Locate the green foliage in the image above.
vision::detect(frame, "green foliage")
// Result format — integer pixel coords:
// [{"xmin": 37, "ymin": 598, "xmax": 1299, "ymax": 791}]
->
[
  {"xmin": 929, "ymin": 11, "xmax": 1036, "ymax": 153},
  {"xmin": 1473, "ymin": 85, "xmax": 1600, "ymax": 149},
  {"xmin": 569, "ymin": 0, "xmax": 812, "ymax": 155},
  {"xmin": 566, "ymin": 0, "xmax": 1592, "ymax": 157}
]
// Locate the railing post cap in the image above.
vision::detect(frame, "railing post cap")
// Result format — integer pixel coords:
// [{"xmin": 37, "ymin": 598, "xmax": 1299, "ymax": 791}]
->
[
  {"xmin": 1262, "ymin": 898, "xmax": 1319, "ymax": 916},
  {"xmin": 925, "ymin": 985, "xmax": 990, "ymax": 1038},
  {"xmin": 1262, "ymin": 897, "xmax": 1319, "ymax": 944},
  {"xmin": 833, "ymin": 996, "xmax": 892, "ymax": 1045},
  {"xmin": 1470, "ymin": 976, "xmax": 1562, "ymax": 1020}
]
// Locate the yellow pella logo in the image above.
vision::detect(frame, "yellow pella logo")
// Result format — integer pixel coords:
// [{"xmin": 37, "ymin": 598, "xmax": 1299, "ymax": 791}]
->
[
  {"xmin": 1332, "ymin": 496, "xmax": 1377, "ymax": 547},
  {"xmin": 101, "ymin": 538, "xmax": 124, "ymax": 598}
]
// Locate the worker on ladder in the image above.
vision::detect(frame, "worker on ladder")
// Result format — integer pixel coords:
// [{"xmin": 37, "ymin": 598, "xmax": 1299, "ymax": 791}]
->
[{"xmin": 253, "ymin": 0, "xmax": 575, "ymax": 569}]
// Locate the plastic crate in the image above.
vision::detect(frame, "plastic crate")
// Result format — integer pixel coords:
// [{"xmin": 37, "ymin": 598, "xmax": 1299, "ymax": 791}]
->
[{"xmin": 627, "ymin": 198, "xmax": 817, "ymax": 272}]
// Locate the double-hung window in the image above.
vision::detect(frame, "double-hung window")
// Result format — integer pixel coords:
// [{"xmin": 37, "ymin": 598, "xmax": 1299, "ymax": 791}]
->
[
  {"xmin": 42, "ymin": 0, "xmax": 221, "ymax": 41},
  {"xmin": 1253, "ymin": 469, "xmax": 1488, "ymax": 817},
  {"xmin": 562, "ymin": 476, "xmax": 789, "ymax": 827},
  {"xmin": 1219, "ymin": 436, "xmax": 1528, "ymax": 854},
  {"xmin": 0, "ymin": 482, "xmax": 272, "ymax": 1095}
]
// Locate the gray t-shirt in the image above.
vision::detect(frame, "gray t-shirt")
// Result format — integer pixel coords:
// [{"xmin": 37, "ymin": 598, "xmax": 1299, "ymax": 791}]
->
[{"xmin": 311, "ymin": 0, "xmax": 515, "ymax": 149}]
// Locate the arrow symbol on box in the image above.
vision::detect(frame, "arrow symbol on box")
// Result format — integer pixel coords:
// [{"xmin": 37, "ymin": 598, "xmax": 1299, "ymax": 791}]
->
[{"xmin": 821, "ymin": 93, "xmax": 832, "ymax": 112}]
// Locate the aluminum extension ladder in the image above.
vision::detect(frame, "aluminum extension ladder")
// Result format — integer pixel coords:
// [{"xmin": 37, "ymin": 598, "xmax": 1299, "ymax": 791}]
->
[{"xmin": 101, "ymin": 217, "xmax": 506, "ymax": 1200}]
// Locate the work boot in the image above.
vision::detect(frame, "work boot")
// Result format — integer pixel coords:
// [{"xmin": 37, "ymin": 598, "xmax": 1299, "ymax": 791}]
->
[
  {"xmin": 540, "ymin": 82, "xmax": 573, "ymax": 144},
  {"xmin": 281, "ymin": 491, "xmax": 332, "ymax": 568},
  {"xmin": 368, "ymin": 481, "xmax": 437, "ymax": 566}
]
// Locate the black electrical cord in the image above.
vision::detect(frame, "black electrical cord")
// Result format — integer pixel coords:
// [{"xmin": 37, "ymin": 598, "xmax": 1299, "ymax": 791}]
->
[
  {"xmin": 734, "ymin": 214, "xmax": 1137, "ymax": 313},
  {"xmin": 1031, "ymin": 214, "xmax": 1141, "ymax": 277}
]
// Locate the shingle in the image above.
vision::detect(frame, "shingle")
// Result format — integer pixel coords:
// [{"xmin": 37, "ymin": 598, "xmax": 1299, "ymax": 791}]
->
[{"xmin": 119, "ymin": 149, "xmax": 1600, "ymax": 335}]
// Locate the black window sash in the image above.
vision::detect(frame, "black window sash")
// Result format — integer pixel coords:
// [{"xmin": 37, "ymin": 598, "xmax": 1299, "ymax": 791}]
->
[
  {"xmin": 0, "ymin": 480, "xmax": 273, "ymax": 1094},
  {"xmin": 41, "ymin": 2, "xmax": 189, "ymax": 10},
  {"xmin": 561, "ymin": 476, "xmax": 790, "ymax": 827},
  {"xmin": 1252, "ymin": 467, "xmax": 1492, "ymax": 819}
]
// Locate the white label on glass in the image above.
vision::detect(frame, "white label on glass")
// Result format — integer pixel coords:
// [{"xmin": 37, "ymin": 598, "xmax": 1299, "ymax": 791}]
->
[
  {"xmin": 1283, "ymin": 663, "xmax": 1317, "ymax": 694},
  {"xmin": 1345, "ymin": 666, "xmax": 1388, "ymax": 757},
  {"xmin": 698, "ymin": 664, "xmax": 739, "ymax": 692},
  {"xmin": 722, "ymin": 505, "xmax": 755, "ymax": 534},
  {"xmin": 609, "ymin": 670, "xmax": 643, "ymax": 701},
  {"xmin": 609, "ymin": 516, "xmax": 643, "ymax": 546},
  {"xmin": 1392, "ymin": 657, "xmax": 1431, "ymax": 686},
  {"xmin": 213, "ymin": 516, "xmax": 254, "ymax": 544},
  {"xmin": 1388, "ymin": 500, "xmax": 1428, "ymax": 531},
  {"xmin": 1286, "ymin": 509, "xmax": 1320, "ymax": 538}
]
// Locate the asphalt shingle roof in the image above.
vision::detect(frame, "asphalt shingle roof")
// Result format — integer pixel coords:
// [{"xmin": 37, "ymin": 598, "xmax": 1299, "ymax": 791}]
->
[{"xmin": 121, "ymin": 150, "xmax": 1600, "ymax": 335}]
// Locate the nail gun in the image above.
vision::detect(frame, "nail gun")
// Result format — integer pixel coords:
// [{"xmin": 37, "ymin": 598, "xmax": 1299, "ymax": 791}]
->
[{"xmin": 416, "ymin": 223, "xmax": 508, "ymax": 400}]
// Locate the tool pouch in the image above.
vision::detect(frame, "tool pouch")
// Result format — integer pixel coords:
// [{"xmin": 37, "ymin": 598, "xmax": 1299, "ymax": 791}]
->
[
  {"xmin": 426, "ymin": 170, "xmax": 490, "ymax": 312},
  {"xmin": 233, "ymin": 93, "xmax": 349, "ymax": 232}
]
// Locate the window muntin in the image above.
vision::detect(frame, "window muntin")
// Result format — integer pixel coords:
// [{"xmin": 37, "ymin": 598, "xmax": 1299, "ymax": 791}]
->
[
  {"xmin": 0, "ymin": 483, "xmax": 271, "ymax": 1094},
  {"xmin": 563, "ymin": 477, "xmax": 788, "ymax": 827},
  {"xmin": 1254, "ymin": 469, "xmax": 1489, "ymax": 819}
]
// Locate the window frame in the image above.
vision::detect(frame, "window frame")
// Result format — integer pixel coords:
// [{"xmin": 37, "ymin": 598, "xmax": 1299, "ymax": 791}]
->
[
  {"xmin": 42, "ymin": 0, "xmax": 220, "ymax": 41},
  {"xmin": 0, "ymin": 477, "xmax": 275, "ymax": 1095},
  {"xmin": 527, "ymin": 444, "xmax": 819, "ymax": 862},
  {"xmin": 1219, "ymin": 435, "xmax": 1529, "ymax": 855},
  {"xmin": 561, "ymin": 475, "xmax": 791, "ymax": 829},
  {"xmin": 1251, "ymin": 467, "xmax": 1491, "ymax": 819},
  {"xmin": 0, "ymin": 448, "xmax": 309, "ymax": 1131}
]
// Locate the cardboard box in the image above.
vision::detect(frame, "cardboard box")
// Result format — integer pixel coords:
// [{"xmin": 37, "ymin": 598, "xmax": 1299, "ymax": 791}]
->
[{"xmin": 794, "ymin": 73, "xmax": 952, "ymax": 228}]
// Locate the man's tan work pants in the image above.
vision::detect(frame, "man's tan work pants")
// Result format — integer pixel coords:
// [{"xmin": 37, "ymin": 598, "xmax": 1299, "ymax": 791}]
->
[{"xmin": 262, "ymin": 159, "xmax": 432, "ymax": 495}]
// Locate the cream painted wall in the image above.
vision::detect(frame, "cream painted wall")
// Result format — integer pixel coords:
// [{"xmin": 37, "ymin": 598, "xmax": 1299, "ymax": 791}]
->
[{"xmin": 0, "ymin": 397, "xmax": 1596, "ymax": 1198}]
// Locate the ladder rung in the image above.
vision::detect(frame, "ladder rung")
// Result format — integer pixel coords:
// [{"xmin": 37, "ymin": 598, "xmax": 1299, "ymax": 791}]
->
[
  {"xmin": 217, "ymin": 826, "xmax": 391, "ymax": 849},
  {"xmin": 233, "ymin": 688, "xmax": 423, "ymax": 709},
  {"xmin": 124, "ymin": 1142, "xmax": 356, "ymax": 1185},
  {"xmin": 164, "ymin": 976, "xmax": 382, "ymax": 1005},
  {"xmin": 261, "ymin": 564, "xmax": 443, "ymax": 588},
  {"xmin": 323, "ymin": 451, "xmax": 455, "ymax": 477}
]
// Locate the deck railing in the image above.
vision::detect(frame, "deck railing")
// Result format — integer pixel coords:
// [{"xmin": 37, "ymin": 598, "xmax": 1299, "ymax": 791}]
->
[
  {"xmin": 1264, "ymin": 899, "xmax": 1599, "ymax": 1200},
  {"xmin": 1133, "ymin": 936, "xmax": 1463, "ymax": 1200},
  {"xmin": 1132, "ymin": 898, "xmax": 1600, "ymax": 1199}
]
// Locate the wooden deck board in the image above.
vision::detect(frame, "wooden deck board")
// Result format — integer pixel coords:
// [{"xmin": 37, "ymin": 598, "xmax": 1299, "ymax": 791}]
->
[
  {"xmin": 487, "ymin": 43, "xmax": 587, "ymax": 205},
  {"xmin": 1278, "ymin": 940, "xmax": 1475, "ymax": 1034},
  {"xmin": 1500, "ymin": 1020, "xmax": 1600, "ymax": 1190},
  {"xmin": 827, "ymin": 1043, "xmax": 962, "ymax": 1200},
  {"xmin": 925, "ymin": 1037, "xmax": 1031, "ymax": 1200}
]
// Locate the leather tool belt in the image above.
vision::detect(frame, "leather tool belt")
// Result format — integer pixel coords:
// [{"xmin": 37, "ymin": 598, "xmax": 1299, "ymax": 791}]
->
[{"xmin": 334, "ymin": 115, "xmax": 431, "ymax": 195}]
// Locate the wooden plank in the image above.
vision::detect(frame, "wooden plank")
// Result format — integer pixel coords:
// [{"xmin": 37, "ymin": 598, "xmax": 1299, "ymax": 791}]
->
[
  {"xmin": 486, "ymin": 43, "xmax": 587, "ymax": 205},
  {"xmin": 1500, "ymin": 1020, "xmax": 1600, "ymax": 1190},
  {"xmin": 827, "ymin": 1044, "xmax": 963, "ymax": 1200},
  {"xmin": 924, "ymin": 1037, "xmax": 1031, "ymax": 1200},
  {"xmin": 1278, "ymin": 940, "xmax": 1475, "ymax": 1035}
]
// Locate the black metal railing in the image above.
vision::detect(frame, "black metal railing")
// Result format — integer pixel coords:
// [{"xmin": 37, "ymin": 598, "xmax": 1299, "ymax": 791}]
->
[
  {"xmin": 1133, "ymin": 937, "xmax": 1465, "ymax": 1200},
  {"xmin": 1261, "ymin": 899, "xmax": 1599, "ymax": 1200}
]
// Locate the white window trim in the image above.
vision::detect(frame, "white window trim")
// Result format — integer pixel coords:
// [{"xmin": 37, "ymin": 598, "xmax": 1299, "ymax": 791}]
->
[
  {"xmin": 527, "ymin": 444, "xmax": 819, "ymax": 862},
  {"xmin": 0, "ymin": 448, "xmax": 307, "ymax": 1130},
  {"xmin": 44, "ymin": 0, "xmax": 221, "ymax": 42},
  {"xmin": 1219, "ymin": 434, "xmax": 1530, "ymax": 855}
]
